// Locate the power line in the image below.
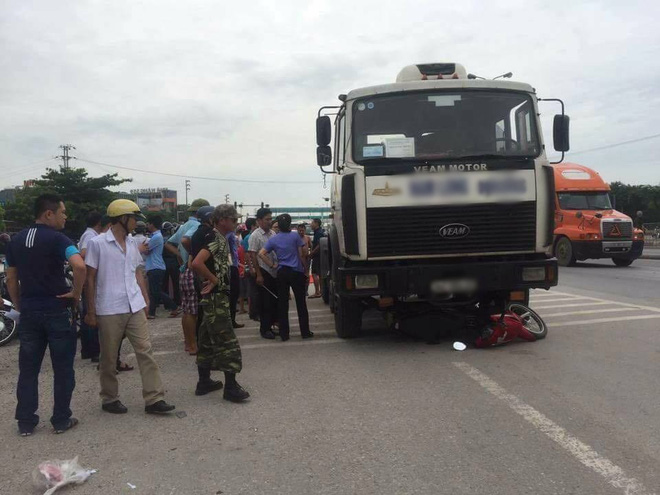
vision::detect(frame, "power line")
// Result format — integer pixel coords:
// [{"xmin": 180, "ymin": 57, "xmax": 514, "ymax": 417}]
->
[
  {"xmin": 568, "ymin": 133, "xmax": 660, "ymax": 157},
  {"xmin": 75, "ymin": 158, "xmax": 320, "ymax": 185}
]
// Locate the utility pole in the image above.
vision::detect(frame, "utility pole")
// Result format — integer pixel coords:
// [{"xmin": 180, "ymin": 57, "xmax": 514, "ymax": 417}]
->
[
  {"xmin": 56, "ymin": 144, "xmax": 76, "ymax": 170},
  {"xmin": 225, "ymin": 194, "xmax": 230, "ymax": 204},
  {"xmin": 185, "ymin": 179, "xmax": 191, "ymax": 206}
]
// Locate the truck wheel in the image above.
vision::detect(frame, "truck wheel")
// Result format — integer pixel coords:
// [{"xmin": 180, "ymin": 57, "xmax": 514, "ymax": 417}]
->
[
  {"xmin": 321, "ymin": 276, "xmax": 330, "ymax": 304},
  {"xmin": 335, "ymin": 296, "xmax": 362, "ymax": 338},
  {"xmin": 329, "ymin": 280, "xmax": 336, "ymax": 313},
  {"xmin": 612, "ymin": 257, "xmax": 633, "ymax": 267},
  {"xmin": 508, "ymin": 303, "xmax": 547, "ymax": 340},
  {"xmin": 554, "ymin": 237, "xmax": 576, "ymax": 267}
]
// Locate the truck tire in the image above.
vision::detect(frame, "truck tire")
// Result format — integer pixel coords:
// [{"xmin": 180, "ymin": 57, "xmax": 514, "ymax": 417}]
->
[
  {"xmin": 612, "ymin": 257, "xmax": 633, "ymax": 267},
  {"xmin": 554, "ymin": 237, "xmax": 576, "ymax": 267},
  {"xmin": 321, "ymin": 277, "xmax": 330, "ymax": 304},
  {"xmin": 329, "ymin": 279, "xmax": 336, "ymax": 314},
  {"xmin": 335, "ymin": 295, "xmax": 362, "ymax": 338}
]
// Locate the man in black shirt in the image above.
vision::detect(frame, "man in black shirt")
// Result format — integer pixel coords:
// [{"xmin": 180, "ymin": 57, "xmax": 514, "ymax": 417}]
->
[{"xmin": 6, "ymin": 194, "xmax": 86, "ymax": 436}]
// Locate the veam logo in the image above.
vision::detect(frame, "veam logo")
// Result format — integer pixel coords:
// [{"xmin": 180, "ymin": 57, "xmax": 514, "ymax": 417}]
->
[
  {"xmin": 372, "ymin": 182, "xmax": 402, "ymax": 196},
  {"xmin": 439, "ymin": 223, "xmax": 470, "ymax": 239}
]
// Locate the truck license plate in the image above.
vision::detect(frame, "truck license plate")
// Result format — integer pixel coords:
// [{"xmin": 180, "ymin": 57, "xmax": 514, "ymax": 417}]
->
[{"xmin": 430, "ymin": 278, "xmax": 478, "ymax": 294}]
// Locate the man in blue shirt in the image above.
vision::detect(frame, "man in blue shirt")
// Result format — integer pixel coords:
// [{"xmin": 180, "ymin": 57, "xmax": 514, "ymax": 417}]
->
[
  {"xmin": 260, "ymin": 214, "xmax": 313, "ymax": 341},
  {"xmin": 6, "ymin": 194, "xmax": 86, "ymax": 436},
  {"xmin": 143, "ymin": 215, "xmax": 178, "ymax": 319}
]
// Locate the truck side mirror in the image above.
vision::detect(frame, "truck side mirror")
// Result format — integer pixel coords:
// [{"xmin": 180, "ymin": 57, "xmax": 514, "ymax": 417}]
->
[
  {"xmin": 317, "ymin": 145, "xmax": 332, "ymax": 166},
  {"xmin": 553, "ymin": 114, "xmax": 570, "ymax": 152},
  {"xmin": 316, "ymin": 116, "xmax": 332, "ymax": 146}
]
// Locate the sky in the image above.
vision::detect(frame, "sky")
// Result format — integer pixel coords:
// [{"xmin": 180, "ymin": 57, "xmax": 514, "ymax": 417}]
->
[{"xmin": 1, "ymin": 0, "xmax": 659, "ymax": 210}]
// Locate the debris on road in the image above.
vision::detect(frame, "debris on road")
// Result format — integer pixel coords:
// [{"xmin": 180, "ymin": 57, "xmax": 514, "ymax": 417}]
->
[
  {"xmin": 127, "ymin": 482, "xmax": 137, "ymax": 489},
  {"xmin": 32, "ymin": 456, "xmax": 96, "ymax": 495}
]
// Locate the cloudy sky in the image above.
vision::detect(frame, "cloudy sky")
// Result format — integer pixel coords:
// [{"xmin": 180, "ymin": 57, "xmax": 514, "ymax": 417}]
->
[{"xmin": 2, "ymin": 0, "xmax": 659, "ymax": 210}]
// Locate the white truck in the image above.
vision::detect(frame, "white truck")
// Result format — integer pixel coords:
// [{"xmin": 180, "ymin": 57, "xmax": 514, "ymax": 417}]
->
[{"xmin": 315, "ymin": 63, "xmax": 568, "ymax": 338}]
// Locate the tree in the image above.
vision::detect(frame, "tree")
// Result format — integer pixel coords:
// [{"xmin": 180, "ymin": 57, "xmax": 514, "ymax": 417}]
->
[
  {"xmin": 5, "ymin": 167, "xmax": 131, "ymax": 239},
  {"xmin": 0, "ymin": 204, "xmax": 5, "ymax": 231}
]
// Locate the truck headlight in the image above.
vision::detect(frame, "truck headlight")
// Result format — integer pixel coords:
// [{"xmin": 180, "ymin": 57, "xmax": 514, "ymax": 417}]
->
[
  {"xmin": 522, "ymin": 267, "xmax": 546, "ymax": 282},
  {"xmin": 355, "ymin": 274, "xmax": 379, "ymax": 289}
]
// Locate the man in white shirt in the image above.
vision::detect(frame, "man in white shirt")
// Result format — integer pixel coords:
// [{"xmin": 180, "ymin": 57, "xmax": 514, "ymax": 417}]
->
[
  {"xmin": 85, "ymin": 200, "xmax": 175, "ymax": 416},
  {"xmin": 78, "ymin": 211, "xmax": 104, "ymax": 361},
  {"xmin": 248, "ymin": 208, "xmax": 278, "ymax": 339}
]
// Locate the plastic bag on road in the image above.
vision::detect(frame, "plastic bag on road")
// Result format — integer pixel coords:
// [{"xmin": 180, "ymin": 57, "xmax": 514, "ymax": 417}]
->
[{"xmin": 32, "ymin": 456, "xmax": 96, "ymax": 495}]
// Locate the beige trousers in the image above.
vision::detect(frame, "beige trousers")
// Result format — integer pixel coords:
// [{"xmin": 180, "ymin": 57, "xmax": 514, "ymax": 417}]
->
[{"xmin": 98, "ymin": 311, "xmax": 165, "ymax": 406}]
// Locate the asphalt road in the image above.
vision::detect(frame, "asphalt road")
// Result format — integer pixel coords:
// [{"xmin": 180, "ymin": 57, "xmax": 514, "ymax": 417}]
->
[{"xmin": 1, "ymin": 261, "xmax": 660, "ymax": 495}]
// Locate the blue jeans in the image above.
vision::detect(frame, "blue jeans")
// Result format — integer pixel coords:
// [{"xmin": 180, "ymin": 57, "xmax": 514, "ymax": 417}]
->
[{"xmin": 15, "ymin": 309, "xmax": 77, "ymax": 430}]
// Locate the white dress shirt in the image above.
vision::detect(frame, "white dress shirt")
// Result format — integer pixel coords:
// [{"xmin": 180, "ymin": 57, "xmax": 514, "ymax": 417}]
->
[
  {"xmin": 85, "ymin": 229, "xmax": 146, "ymax": 315},
  {"xmin": 78, "ymin": 227, "xmax": 98, "ymax": 252}
]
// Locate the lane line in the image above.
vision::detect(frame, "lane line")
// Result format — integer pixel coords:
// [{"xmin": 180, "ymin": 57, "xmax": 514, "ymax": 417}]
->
[
  {"xmin": 453, "ymin": 362, "xmax": 652, "ymax": 495},
  {"xmin": 528, "ymin": 297, "xmax": 589, "ymax": 304},
  {"xmin": 141, "ymin": 337, "xmax": 346, "ymax": 357},
  {"xmin": 550, "ymin": 314, "xmax": 660, "ymax": 327},
  {"xmin": 532, "ymin": 301, "xmax": 611, "ymax": 310},
  {"xmin": 540, "ymin": 308, "xmax": 638, "ymax": 318},
  {"xmin": 533, "ymin": 292, "xmax": 660, "ymax": 315}
]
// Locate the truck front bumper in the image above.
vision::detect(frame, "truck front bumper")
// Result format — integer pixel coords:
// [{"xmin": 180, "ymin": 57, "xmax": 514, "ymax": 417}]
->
[
  {"xmin": 572, "ymin": 240, "xmax": 644, "ymax": 261},
  {"xmin": 337, "ymin": 257, "xmax": 558, "ymax": 298}
]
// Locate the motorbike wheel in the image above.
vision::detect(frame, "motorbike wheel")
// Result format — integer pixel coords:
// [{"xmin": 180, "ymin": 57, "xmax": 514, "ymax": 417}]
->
[
  {"xmin": 507, "ymin": 303, "xmax": 547, "ymax": 340},
  {"xmin": 0, "ymin": 313, "xmax": 18, "ymax": 346}
]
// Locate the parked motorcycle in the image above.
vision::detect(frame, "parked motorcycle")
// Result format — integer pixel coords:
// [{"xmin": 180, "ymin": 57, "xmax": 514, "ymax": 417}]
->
[{"xmin": 1, "ymin": 297, "xmax": 19, "ymax": 346}]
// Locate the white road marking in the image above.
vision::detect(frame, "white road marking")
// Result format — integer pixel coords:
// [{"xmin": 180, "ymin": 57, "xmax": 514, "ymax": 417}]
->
[
  {"xmin": 550, "ymin": 314, "xmax": 660, "ymax": 327},
  {"xmin": 454, "ymin": 362, "xmax": 652, "ymax": 495},
  {"xmin": 532, "ymin": 301, "xmax": 611, "ymax": 310},
  {"xmin": 540, "ymin": 307, "xmax": 637, "ymax": 318},
  {"xmin": 528, "ymin": 297, "xmax": 587, "ymax": 304},
  {"xmin": 141, "ymin": 337, "xmax": 346, "ymax": 357}
]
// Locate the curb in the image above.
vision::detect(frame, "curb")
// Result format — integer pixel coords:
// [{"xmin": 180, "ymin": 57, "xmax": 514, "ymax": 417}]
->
[{"xmin": 641, "ymin": 254, "xmax": 660, "ymax": 260}]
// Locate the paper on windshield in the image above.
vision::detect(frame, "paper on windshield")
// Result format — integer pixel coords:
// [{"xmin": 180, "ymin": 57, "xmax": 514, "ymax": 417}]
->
[{"xmin": 385, "ymin": 137, "xmax": 415, "ymax": 158}]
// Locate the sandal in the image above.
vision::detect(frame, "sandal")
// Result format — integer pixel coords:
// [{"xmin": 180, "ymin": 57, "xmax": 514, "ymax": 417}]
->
[{"xmin": 117, "ymin": 362, "xmax": 134, "ymax": 372}]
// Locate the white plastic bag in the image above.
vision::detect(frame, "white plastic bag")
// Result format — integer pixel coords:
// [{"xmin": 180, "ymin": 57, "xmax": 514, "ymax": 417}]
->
[{"xmin": 32, "ymin": 456, "xmax": 96, "ymax": 495}]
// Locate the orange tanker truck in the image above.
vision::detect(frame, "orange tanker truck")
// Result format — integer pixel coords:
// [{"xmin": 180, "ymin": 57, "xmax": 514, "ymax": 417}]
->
[{"xmin": 552, "ymin": 163, "xmax": 644, "ymax": 267}]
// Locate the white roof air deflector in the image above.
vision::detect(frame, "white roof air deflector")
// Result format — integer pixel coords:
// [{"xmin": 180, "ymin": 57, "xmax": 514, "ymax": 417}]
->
[{"xmin": 396, "ymin": 63, "xmax": 468, "ymax": 82}]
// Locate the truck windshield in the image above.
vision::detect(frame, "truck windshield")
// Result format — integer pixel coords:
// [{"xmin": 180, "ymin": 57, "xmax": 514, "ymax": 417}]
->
[
  {"xmin": 352, "ymin": 90, "xmax": 540, "ymax": 162},
  {"xmin": 557, "ymin": 192, "xmax": 612, "ymax": 210}
]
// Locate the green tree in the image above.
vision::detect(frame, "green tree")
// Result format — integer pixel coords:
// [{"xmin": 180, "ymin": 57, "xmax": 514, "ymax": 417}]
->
[
  {"xmin": 5, "ymin": 167, "xmax": 131, "ymax": 238},
  {"xmin": 0, "ymin": 204, "xmax": 5, "ymax": 231}
]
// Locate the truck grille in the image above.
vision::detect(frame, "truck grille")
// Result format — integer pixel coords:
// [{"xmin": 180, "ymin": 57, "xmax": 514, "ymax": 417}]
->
[
  {"xmin": 602, "ymin": 220, "xmax": 632, "ymax": 239},
  {"xmin": 366, "ymin": 202, "xmax": 537, "ymax": 258}
]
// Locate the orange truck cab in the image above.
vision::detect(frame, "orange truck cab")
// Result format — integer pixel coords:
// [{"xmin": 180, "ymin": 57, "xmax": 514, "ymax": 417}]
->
[{"xmin": 552, "ymin": 163, "xmax": 644, "ymax": 267}]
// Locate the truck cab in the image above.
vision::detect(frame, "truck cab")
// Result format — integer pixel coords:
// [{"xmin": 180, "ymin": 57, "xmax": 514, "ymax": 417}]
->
[
  {"xmin": 552, "ymin": 163, "xmax": 644, "ymax": 266},
  {"xmin": 315, "ymin": 63, "xmax": 568, "ymax": 338}
]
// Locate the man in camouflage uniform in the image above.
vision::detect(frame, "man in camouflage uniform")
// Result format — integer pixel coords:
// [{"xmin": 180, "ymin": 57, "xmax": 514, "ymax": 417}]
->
[{"xmin": 191, "ymin": 204, "xmax": 250, "ymax": 402}]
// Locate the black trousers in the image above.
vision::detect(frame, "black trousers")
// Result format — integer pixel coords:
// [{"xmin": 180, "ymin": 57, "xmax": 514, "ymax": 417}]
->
[
  {"xmin": 258, "ymin": 271, "xmax": 278, "ymax": 335},
  {"xmin": 147, "ymin": 269, "xmax": 177, "ymax": 316},
  {"xmin": 163, "ymin": 257, "xmax": 181, "ymax": 306},
  {"xmin": 229, "ymin": 266, "xmax": 240, "ymax": 323},
  {"xmin": 247, "ymin": 274, "xmax": 260, "ymax": 319},
  {"xmin": 276, "ymin": 266, "xmax": 310, "ymax": 338}
]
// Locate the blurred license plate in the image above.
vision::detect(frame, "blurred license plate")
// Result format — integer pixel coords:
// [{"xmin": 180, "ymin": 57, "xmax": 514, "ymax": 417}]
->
[{"xmin": 430, "ymin": 278, "xmax": 478, "ymax": 294}]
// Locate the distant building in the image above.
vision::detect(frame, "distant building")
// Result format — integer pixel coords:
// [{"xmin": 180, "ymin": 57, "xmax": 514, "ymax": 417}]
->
[
  {"xmin": 0, "ymin": 188, "xmax": 19, "ymax": 207},
  {"xmin": 117, "ymin": 188, "xmax": 178, "ymax": 213}
]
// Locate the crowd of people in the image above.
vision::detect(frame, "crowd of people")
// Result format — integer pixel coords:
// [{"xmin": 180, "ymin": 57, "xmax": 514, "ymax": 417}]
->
[{"xmin": 2, "ymin": 194, "xmax": 326, "ymax": 436}]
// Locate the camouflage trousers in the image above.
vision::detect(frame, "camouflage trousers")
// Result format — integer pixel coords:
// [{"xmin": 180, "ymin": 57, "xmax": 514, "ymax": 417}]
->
[{"xmin": 196, "ymin": 292, "xmax": 242, "ymax": 373}]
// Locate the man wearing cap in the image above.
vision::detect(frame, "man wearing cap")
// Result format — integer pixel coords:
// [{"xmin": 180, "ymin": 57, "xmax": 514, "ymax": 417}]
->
[
  {"xmin": 191, "ymin": 204, "xmax": 250, "ymax": 402},
  {"xmin": 84, "ymin": 199, "xmax": 175, "ymax": 415},
  {"xmin": 165, "ymin": 198, "xmax": 209, "ymax": 354}
]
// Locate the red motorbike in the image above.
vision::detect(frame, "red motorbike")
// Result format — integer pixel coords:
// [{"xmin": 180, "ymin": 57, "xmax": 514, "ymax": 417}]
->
[{"xmin": 475, "ymin": 303, "xmax": 547, "ymax": 348}]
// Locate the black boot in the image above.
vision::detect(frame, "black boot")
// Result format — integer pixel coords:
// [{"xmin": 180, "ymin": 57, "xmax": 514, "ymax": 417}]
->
[
  {"xmin": 223, "ymin": 372, "xmax": 250, "ymax": 402},
  {"xmin": 195, "ymin": 379, "xmax": 223, "ymax": 396}
]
